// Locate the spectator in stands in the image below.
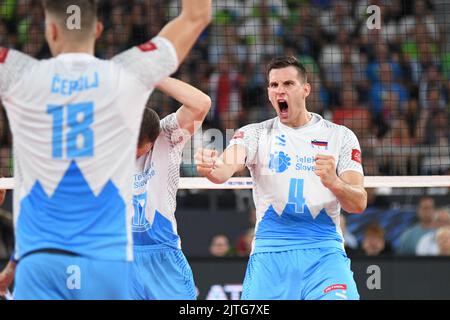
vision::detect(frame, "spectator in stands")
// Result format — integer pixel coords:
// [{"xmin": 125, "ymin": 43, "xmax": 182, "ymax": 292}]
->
[
  {"xmin": 283, "ymin": 3, "xmax": 321, "ymax": 60},
  {"xmin": 360, "ymin": 223, "xmax": 392, "ymax": 256},
  {"xmin": 436, "ymin": 226, "xmax": 450, "ymax": 256},
  {"xmin": 423, "ymin": 108, "xmax": 450, "ymax": 148},
  {"xmin": 209, "ymin": 234, "xmax": 234, "ymax": 257},
  {"xmin": 319, "ymin": 0, "xmax": 355, "ymax": 40},
  {"xmin": 419, "ymin": 65, "xmax": 447, "ymax": 112},
  {"xmin": 208, "ymin": 54, "xmax": 244, "ymax": 131},
  {"xmin": 397, "ymin": 196, "xmax": 436, "ymax": 255},
  {"xmin": 416, "ymin": 208, "xmax": 450, "ymax": 256},
  {"xmin": 235, "ymin": 227, "xmax": 254, "ymax": 257},
  {"xmin": 369, "ymin": 62, "xmax": 408, "ymax": 120},
  {"xmin": 404, "ymin": 98, "xmax": 427, "ymax": 143},
  {"xmin": 238, "ymin": 0, "xmax": 287, "ymax": 64},
  {"xmin": 398, "ymin": 0, "xmax": 442, "ymax": 45},
  {"xmin": 333, "ymin": 87, "xmax": 372, "ymax": 140},
  {"xmin": 339, "ymin": 214, "xmax": 358, "ymax": 255}
]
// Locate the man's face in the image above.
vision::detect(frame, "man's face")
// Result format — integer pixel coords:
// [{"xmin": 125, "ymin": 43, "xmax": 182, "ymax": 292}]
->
[
  {"xmin": 363, "ymin": 234, "xmax": 385, "ymax": 256},
  {"xmin": 136, "ymin": 141, "xmax": 153, "ymax": 158},
  {"xmin": 418, "ymin": 198, "xmax": 435, "ymax": 223},
  {"xmin": 267, "ymin": 66, "xmax": 310, "ymax": 127}
]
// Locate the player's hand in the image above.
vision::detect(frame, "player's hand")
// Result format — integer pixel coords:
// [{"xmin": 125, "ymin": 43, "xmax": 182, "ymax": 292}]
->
[
  {"xmin": 195, "ymin": 148, "xmax": 219, "ymax": 177},
  {"xmin": 0, "ymin": 261, "xmax": 16, "ymax": 297},
  {"xmin": 0, "ymin": 188, "xmax": 6, "ymax": 206},
  {"xmin": 314, "ymin": 154, "xmax": 339, "ymax": 189}
]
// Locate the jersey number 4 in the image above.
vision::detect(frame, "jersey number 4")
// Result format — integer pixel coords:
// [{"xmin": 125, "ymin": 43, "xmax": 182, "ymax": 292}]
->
[
  {"xmin": 288, "ymin": 178, "xmax": 306, "ymax": 214},
  {"xmin": 47, "ymin": 102, "xmax": 94, "ymax": 159}
]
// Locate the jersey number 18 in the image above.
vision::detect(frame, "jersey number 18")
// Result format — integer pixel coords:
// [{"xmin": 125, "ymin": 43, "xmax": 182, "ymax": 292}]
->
[{"xmin": 47, "ymin": 102, "xmax": 94, "ymax": 159}]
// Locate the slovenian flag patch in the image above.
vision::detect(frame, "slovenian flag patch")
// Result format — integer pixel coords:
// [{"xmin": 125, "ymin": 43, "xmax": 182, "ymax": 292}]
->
[{"xmin": 311, "ymin": 140, "xmax": 328, "ymax": 150}]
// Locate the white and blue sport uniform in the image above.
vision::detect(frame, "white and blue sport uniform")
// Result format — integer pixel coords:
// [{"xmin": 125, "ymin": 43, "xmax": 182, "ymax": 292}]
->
[
  {"xmin": 131, "ymin": 113, "xmax": 196, "ymax": 300},
  {"xmin": 230, "ymin": 113, "xmax": 363, "ymax": 300},
  {"xmin": 0, "ymin": 37, "xmax": 178, "ymax": 299}
]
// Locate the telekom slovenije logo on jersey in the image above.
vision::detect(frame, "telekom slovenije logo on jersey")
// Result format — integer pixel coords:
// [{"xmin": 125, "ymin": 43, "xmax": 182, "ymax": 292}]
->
[
  {"xmin": 138, "ymin": 41, "xmax": 157, "ymax": 52},
  {"xmin": 269, "ymin": 151, "xmax": 291, "ymax": 173},
  {"xmin": 0, "ymin": 47, "xmax": 9, "ymax": 64},
  {"xmin": 352, "ymin": 149, "xmax": 362, "ymax": 164}
]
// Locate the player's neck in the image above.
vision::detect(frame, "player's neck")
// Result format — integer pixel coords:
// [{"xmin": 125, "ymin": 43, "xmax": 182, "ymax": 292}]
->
[
  {"xmin": 54, "ymin": 43, "xmax": 95, "ymax": 56},
  {"xmin": 283, "ymin": 111, "xmax": 313, "ymax": 128}
]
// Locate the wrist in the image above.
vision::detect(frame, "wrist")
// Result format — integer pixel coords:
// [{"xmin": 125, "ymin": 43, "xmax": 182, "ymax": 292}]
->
[{"xmin": 327, "ymin": 176, "xmax": 343, "ymax": 193}]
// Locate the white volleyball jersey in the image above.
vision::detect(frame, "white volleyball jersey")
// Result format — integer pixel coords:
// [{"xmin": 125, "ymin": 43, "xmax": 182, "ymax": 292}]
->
[
  {"xmin": 0, "ymin": 37, "xmax": 178, "ymax": 261},
  {"xmin": 229, "ymin": 114, "xmax": 364, "ymax": 254},
  {"xmin": 132, "ymin": 113, "xmax": 190, "ymax": 249}
]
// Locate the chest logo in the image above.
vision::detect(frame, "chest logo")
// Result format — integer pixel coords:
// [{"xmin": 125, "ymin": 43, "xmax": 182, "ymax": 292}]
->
[{"xmin": 269, "ymin": 151, "xmax": 291, "ymax": 173}]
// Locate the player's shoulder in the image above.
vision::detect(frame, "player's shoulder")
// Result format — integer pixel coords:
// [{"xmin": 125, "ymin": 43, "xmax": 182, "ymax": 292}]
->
[
  {"xmin": 160, "ymin": 112, "xmax": 178, "ymax": 132},
  {"xmin": 0, "ymin": 48, "xmax": 38, "ymax": 67},
  {"xmin": 239, "ymin": 117, "xmax": 277, "ymax": 133},
  {"xmin": 321, "ymin": 116, "xmax": 356, "ymax": 137}
]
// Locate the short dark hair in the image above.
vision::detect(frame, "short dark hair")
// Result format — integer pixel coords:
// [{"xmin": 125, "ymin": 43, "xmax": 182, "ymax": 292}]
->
[
  {"xmin": 266, "ymin": 56, "xmax": 308, "ymax": 83},
  {"xmin": 42, "ymin": 0, "xmax": 99, "ymax": 34},
  {"xmin": 138, "ymin": 108, "xmax": 161, "ymax": 146}
]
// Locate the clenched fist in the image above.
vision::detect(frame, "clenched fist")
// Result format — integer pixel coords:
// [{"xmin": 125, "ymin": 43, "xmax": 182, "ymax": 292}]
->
[
  {"xmin": 314, "ymin": 154, "xmax": 338, "ymax": 189},
  {"xmin": 195, "ymin": 148, "xmax": 219, "ymax": 177}
]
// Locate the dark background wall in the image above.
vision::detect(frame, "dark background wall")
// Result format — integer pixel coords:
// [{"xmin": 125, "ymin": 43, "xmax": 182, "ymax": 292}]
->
[{"xmin": 189, "ymin": 257, "xmax": 450, "ymax": 300}]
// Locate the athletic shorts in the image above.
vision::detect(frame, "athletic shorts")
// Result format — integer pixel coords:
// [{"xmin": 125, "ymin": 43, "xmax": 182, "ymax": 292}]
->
[
  {"xmin": 241, "ymin": 247, "xmax": 359, "ymax": 300},
  {"xmin": 14, "ymin": 252, "xmax": 132, "ymax": 300},
  {"xmin": 130, "ymin": 247, "xmax": 196, "ymax": 300}
]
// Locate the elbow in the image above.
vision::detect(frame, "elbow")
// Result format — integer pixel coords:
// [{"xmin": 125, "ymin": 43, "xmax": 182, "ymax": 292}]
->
[
  {"xmin": 183, "ymin": 7, "xmax": 212, "ymax": 27},
  {"xmin": 352, "ymin": 202, "xmax": 367, "ymax": 214},
  {"xmin": 200, "ymin": 95, "xmax": 212, "ymax": 113},
  {"xmin": 353, "ymin": 193, "xmax": 368, "ymax": 214}
]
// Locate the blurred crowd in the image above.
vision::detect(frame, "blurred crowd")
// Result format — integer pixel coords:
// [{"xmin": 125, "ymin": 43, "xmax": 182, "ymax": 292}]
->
[{"xmin": 1, "ymin": 0, "xmax": 450, "ymax": 177}]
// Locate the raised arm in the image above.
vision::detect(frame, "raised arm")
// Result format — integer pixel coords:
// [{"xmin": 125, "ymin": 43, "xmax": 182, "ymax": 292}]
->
[
  {"xmin": 195, "ymin": 145, "xmax": 247, "ymax": 184},
  {"xmin": 158, "ymin": 0, "xmax": 212, "ymax": 64},
  {"xmin": 156, "ymin": 77, "xmax": 211, "ymax": 135},
  {"xmin": 112, "ymin": 1, "xmax": 212, "ymax": 91}
]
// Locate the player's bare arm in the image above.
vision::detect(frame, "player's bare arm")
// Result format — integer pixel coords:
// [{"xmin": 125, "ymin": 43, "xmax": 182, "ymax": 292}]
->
[
  {"xmin": 195, "ymin": 145, "xmax": 247, "ymax": 184},
  {"xmin": 158, "ymin": 0, "xmax": 212, "ymax": 64},
  {"xmin": 314, "ymin": 154, "xmax": 367, "ymax": 213},
  {"xmin": 0, "ymin": 260, "xmax": 16, "ymax": 297},
  {"xmin": 156, "ymin": 77, "xmax": 211, "ymax": 135}
]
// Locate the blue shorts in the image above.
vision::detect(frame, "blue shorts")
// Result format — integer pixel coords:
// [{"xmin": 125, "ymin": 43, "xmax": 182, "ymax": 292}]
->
[
  {"xmin": 242, "ymin": 248, "xmax": 359, "ymax": 300},
  {"xmin": 14, "ymin": 253, "xmax": 132, "ymax": 300},
  {"xmin": 130, "ymin": 247, "xmax": 196, "ymax": 300}
]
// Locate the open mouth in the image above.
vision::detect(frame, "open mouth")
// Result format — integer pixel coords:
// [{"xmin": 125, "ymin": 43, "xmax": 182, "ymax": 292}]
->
[{"xmin": 278, "ymin": 100, "xmax": 288, "ymax": 113}]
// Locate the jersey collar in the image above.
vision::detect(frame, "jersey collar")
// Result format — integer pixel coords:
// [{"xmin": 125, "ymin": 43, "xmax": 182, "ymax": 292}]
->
[{"xmin": 276, "ymin": 112, "xmax": 323, "ymax": 133}]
